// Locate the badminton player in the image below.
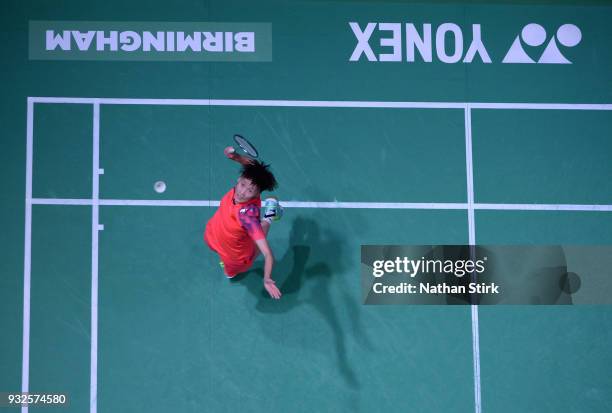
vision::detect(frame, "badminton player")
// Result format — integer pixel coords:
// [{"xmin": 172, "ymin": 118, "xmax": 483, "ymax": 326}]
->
[{"xmin": 204, "ymin": 146, "xmax": 283, "ymax": 299}]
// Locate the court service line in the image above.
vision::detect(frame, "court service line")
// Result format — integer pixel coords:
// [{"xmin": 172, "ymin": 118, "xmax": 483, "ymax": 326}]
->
[
  {"xmin": 90, "ymin": 101, "xmax": 101, "ymax": 413},
  {"xmin": 29, "ymin": 96, "xmax": 612, "ymax": 111},
  {"xmin": 465, "ymin": 105, "xmax": 482, "ymax": 413},
  {"xmin": 475, "ymin": 203, "xmax": 612, "ymax": 211},
  {"xmin": 21, "ymin": 99, "xmax": 34, "ymax": 413},
  {"xmin": 30, "ymin": 198, "xmax": 612, "ymax": 211}
]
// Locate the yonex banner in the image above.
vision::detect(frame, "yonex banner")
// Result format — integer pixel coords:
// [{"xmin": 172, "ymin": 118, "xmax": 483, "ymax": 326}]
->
[
  {"xmin": 348, "ymin": 22, "xmax": 582, "ymax": 64},
  {"xmin": 29, "ymin": 21, "xmax": 272, "ymax": 61},
  {"xmin": 362, "ymin": 245, "xmax": 612, "ymax": 305}
]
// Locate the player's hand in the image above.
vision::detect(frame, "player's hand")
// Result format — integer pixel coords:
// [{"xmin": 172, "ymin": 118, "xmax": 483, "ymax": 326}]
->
[
  {"xmin": 224, "ymin": 146, "xmax": 236, "ymax": 158},
  {"xmin": 264, "ymin": 278, "xmax": 282, "ymax": 299}
]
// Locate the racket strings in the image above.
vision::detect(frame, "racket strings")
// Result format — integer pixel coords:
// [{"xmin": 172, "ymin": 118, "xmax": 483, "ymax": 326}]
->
[{"xmin": 234, "ymin": 134, "xmax": 259, "ymax": 158}]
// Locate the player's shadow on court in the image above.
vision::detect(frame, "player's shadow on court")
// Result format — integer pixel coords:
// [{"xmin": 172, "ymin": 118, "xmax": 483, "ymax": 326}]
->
[{"xmin": 233, "ymin": 216, "xmax": 368, "ymax": 389}]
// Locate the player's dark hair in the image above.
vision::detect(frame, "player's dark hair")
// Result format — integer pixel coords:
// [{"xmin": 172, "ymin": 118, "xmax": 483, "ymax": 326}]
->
[{"xmin": 240, "ymin": 160, "xmax": 278, "ymax": 192}]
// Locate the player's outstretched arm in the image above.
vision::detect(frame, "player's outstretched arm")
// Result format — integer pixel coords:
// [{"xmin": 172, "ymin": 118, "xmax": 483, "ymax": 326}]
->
[
  {"xmin": 254, "ymin": 238, "xmax": 282, "ymax": 299},
  {"xmin": 224, "ymin": 146, "xmax": 254, "ymax": 166}
]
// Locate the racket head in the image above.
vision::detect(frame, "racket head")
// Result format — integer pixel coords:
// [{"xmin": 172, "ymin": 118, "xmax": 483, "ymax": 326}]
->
[{"xmin": 233, "ymin": 134, "xmax": 259, "ymax": 158}]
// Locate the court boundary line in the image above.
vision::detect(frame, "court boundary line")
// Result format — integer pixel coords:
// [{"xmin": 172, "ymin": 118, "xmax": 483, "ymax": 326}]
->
[
  {"xmin": 90, "ymin": 100, "xmax": 100, "ymax": 413},
  {"xmin": 28, "ymin": 97, "xmax": 612, "ymax": 110},
  {"xmin": 21, "ymin": 99, "xmax": 33, "ymax": 413},
  {"xmin": 22, "ymin": 96, "xmax": 612, "ymax": 413}
]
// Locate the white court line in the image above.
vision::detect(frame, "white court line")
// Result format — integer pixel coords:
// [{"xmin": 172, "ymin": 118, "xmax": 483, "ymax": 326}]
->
[
  {"xmin": 465, "ymin": 105, "xmax": 482, "ymax": 413},
  {"xmin": 30, "ymin": 198, "xmax": 612, "ymax": 211},
  {"xmin": 30, "ymin": 199, "xmax": 219, "ymax": 207},
  {"xmin": 470, "ymin": 306, "xmax": 482, "ymax": 412},
  {"xmin": 90, "ymin": 101, "xmax": 100, "ymax": 413},
  {"xmin": 31, "ymin": 97, "xmax": 96, "ymax": 105},
  {"xmin": 32, "ymin": 198, "xmax": 465, "ymax": 209},
  {"xmin": 30, "ymin": 97, "xmax": 464, "ymax": 108},
  {"xmin": 282, "ymin": 201, "xmax": 467, "ymax": 209},
  {"xmin": 31, "ymin": 198, "xmax": 93, "ymax": 206},
  {"xmin": 102, "ymin": 199, "xmax": 219, "ymax": 207},
  {"xmin": 476, "ymin": 203, "xmax": 612, "ymax": 212},
  {"xmin": 470, "ymin": 102, "xmax": 612, "ymax": 111},
  {"xmin": 465, "ymin": 106, "xmax": 477, "ymax": 243},
  {"xmin": 28, "ymin": 97, "xmax": 612, "ymax": 110},
  {"xmin": 21, "ymin": 99, "xmax": 34, "ymax": 413}
]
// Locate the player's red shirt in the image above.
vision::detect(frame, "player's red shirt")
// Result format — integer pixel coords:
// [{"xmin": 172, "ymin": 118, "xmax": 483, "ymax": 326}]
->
[{"xmin": 204, "ymin": 188, "xmax": 264, "ymax": 269}]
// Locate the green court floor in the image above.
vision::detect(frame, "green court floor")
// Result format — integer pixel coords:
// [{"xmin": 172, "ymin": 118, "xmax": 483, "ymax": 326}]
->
[{"xmin": 5, "ymin": 101, "xmax": 609, "ymax": 412}]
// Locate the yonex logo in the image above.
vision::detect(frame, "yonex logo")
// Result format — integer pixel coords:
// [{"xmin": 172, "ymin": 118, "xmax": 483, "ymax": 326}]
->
[
  {"xmin": 502, "ymin": 23, "xmax": 582, "ymax": 64},
  {"xmin": 348, "ymin": 22, "xmax": 583, "ymax": 65},
  {"xmin": 348, "ymin": 23, "xmax": 492, "ymax": 63}
]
